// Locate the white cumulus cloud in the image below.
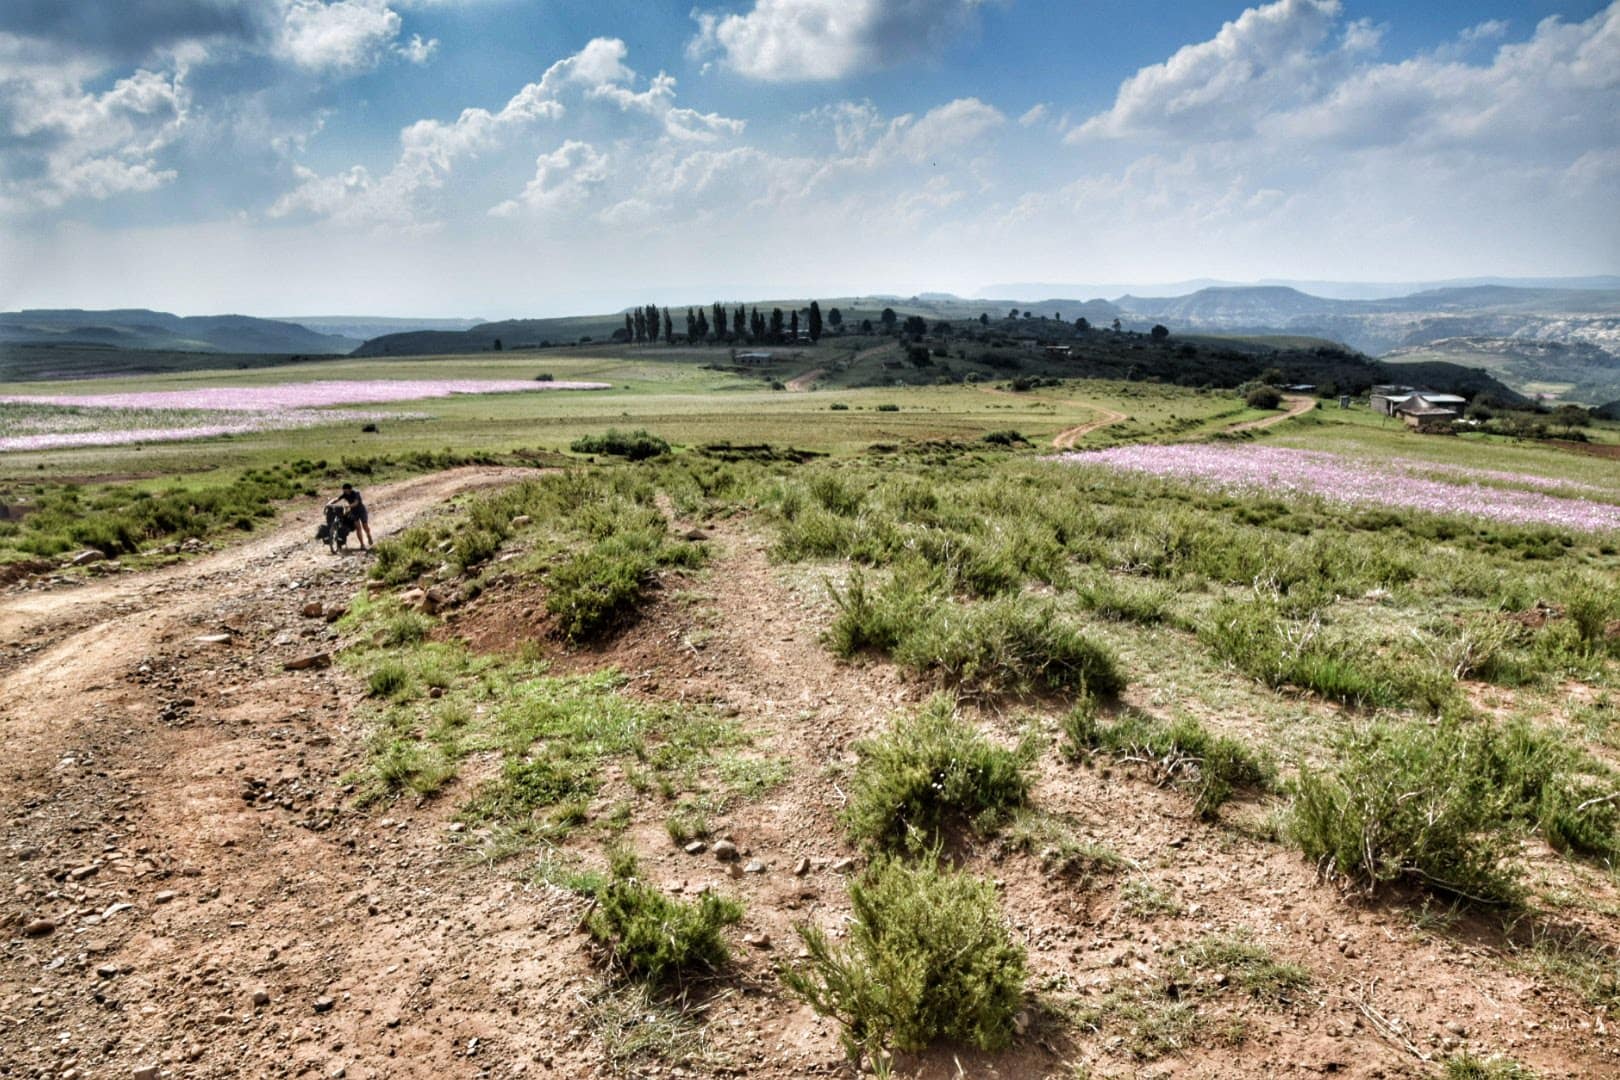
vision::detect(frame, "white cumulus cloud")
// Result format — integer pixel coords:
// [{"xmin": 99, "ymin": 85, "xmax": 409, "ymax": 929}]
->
[
  {"xmin": 689, "ymin": 0, "xmax": 992, "ymax": 81},
  {"xmin": 490, "ymin": 141, "xmax": 609, "ymax": 217},
  {"xmin": 277, "ymin": 0, "xmax": 403, "ymax": 74}
]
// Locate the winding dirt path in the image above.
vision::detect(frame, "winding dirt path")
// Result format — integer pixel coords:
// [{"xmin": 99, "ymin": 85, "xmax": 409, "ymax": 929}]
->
[
  {"xmin": 976, "ymin": 385, "xmax": 1130, "ymax": 448},
  {"xmin": 784, "ymin": 367, "xmax": 826, "ymax": 392},
  {"xmin": 1226, "ymin": 393, "xmax": 1316, "ymax": 433}
]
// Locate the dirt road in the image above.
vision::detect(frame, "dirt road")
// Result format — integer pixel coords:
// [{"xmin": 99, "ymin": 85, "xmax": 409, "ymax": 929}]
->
[
  {"xmin": 976, "ymin": 385, "xmax": 1129, "ymax": 448},
  {"xmin": 0, "ymin": 466, "xmax": 566, "ymax": 1079},
  {"xmin": 784, "ymin": 367, "xmax": 826, "ymax": 392},
  {"xmin": 1225, "ymin": 393, "xmax": 1316, "ymax": 433}
]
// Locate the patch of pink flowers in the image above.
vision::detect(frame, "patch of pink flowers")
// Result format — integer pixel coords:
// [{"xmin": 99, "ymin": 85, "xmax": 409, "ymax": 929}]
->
[
  {"xmin": 1058, "ymin": 444, "xmax": 1620, "ymax": 533},
  {"xmin": 0, "ymin": 378, "xmax": 609, "ymax": 412},
  {"xmin": 0, "ymin": 409, "xmax": 406, "ymax": 452}
]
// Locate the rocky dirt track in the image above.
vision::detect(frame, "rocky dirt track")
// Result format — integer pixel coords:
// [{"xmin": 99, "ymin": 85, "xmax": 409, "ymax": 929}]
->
[{"xmin": 3, "ymin": 465, "xmax": 1616, "ymax": 1079}]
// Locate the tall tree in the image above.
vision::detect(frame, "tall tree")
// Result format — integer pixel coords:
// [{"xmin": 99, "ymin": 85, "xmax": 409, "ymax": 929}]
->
[
  {"xmin": 1074, "ymin": 317, "xmax": 1090, "ymax": 332},
  {"xmin": 808, "ymin": 300, "xmax": 822, "ymax": 342},
  {"xmin": 696, "ymin": 309, "xmax": 709, "ymax": 340},
  {"xmin": 735, "ymin": 305, "xmax": 747, "ymax": 339},
  {"xmin": 646, "ymin": 304, "xmax": 659, "ymax": 343},
  {"xmin": 770, "ymin": 307, "xmax": 785, "ymax": 342},
  {"xmin": 979, "ymin": 313, "xmax": 989, "ymax": 325},
  {"xmin": 880, "ymin": 307, "xmax": 897, "ymax": 332},
  {"xmin": 624, "ymin": 313, "xmax": 634, "ymax": 341},
  {"xmin": 662, "ymin": 308, "xmax": 673, "ymax": 344},
  {"xmin": 685, "ymin": 307, "xmax": 697, "ymax": 342},
  {"xmin": 828, "ymin": 307, "xmax": 843, "ymax": 331},
  {"xmin": 790, "ymin": 310, "xmax": 799, "ymax": 340},
  {"xmin": 633, "ymin": 309, "xmax": 647, "ymax": 342},
  {"xmin": 714, "ymin": 302, "xmax": 727, "ymax": 339}
]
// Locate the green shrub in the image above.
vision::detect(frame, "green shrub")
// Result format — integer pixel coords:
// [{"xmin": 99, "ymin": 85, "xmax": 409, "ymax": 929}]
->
[
  {"xmin": 367, "ymin": 659, "xmax": 413, "ymax": 699},
  {"xmin": 546, "ymin": 541, "xmax": 657, "ymax": 642},
  {"xmin": 570, "ymin": 429, "xmax": 672, "ymax": 460},
  {"xmin": 379, "ymin": 609, "xmax": 433, "ymax": 646},
  {"xmin": 895, "ymin": 594, "xmax": 1125, "ymax": 696},
  {"xmin": 781, "ymin": 852, "xmax": 1027, "ymax": 1072},
  {"xmin": 1443, "ymin": 1052, "xmax": 1537, "ymax": 1079},
  {"xmin": 981, "ymin": 430, "xmax": 1027, "ymax": 447},
  {"xmin": 1066, "ymin": 702, "xmax": 1271, "ymax": 819},
  {"xmin": 463, "ymin": 754, "xmax": 598, "ymax": 822},
  {"xmin": 875, "ymin": 403, "xmax": 900, "ymax": 412},
  {"xmin": 844, "ymin": 695, "xmax": 1030, "ymax": 850},
  {"xmin": 585, "ymin": 848, "xmax": 742, "ymax": 983},
  {"xmin": 1288, "ymin": 720, "xmax": 1521, "ymax": 904},
  {"xmin": 1245, "ymin": 386, "xmax": 1282, "ymax": 409}
]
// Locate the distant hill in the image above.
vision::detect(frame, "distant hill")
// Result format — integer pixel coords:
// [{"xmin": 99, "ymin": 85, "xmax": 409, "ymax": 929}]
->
[
  {"xmin": 986, "ymin": 275, "xmax": 1620, "ymax": 302},
  {"xmin": 1382, "ymin": 337, "xmax": 1620, "ymax": 405},
  {"xmin": 280, "ymin": 316, "xmax": 485, "ymax": 341},
  {"xmin": 1118, "ymin": 286, "xmax": 1349, "ymax": 322},
  {"xmin": 0, "ymin": 309, "xmax": 360, "ymax": 354}
]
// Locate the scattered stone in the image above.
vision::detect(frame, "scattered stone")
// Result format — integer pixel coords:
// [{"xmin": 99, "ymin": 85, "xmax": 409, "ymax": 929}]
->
[
  {"xmin": 428, "ymin": 687, "xmax": 443, "ymax": 699},
  {"xmin": 1012, "ymin": 1009, "xmax": 1031, "ymax": 1037},
  {"xmin": 195, "ymin": 633, "xmax": 233, "ymax": 645},
  {"xmin": 71, "ymin": 550, "xmax": 107, "ymax": 566},
  {"xmin": 301, "ymin": 601, "xmax": 325, "ymax": 618},
  {"xmin": 323, "ymin": 604, "xmax": 349, "ymax": 623},
  {"xmin": 712, "ymin": 840, "xmax": 739, "ymax": 862},
  {"xmin": 683, "ymin": 841, "xmax": 707, "ymax": 855},
  {"xmin": 743, "ymin": 932, "xmax": 771, "ymax": 949},
  {"xmin": 511, "ymin": 515, "xmax": 533, "ymax": 527},
  {"xmin": 22, "ymin": 917, "xmax": 55, "ymax": 937},
  {"xmin": 683, "ymin": 528, "xmax": 709, "ymax": 542},
  {"xmin": 831, "ymin": 858, "xmax": 856, "ymax": 873},
  {"xmin": 398, "ymin": 587, "xmax": 427, "ymax": 611},
  {"xmin": 313, "ymin": 995, "xmax": 336, "ymax": 1014},
  {"xmin": 252, "ymin": 989, "xmax": 271, "ymax": 1007},
  {"xmin": 743, "ymin": 860, "xmax": 766, "ymax": 874},
  {"xmin": 96, "ymin": 964, "xmax": 119, "ymax": 979},
  {"xmin": 284, "ymin": 652, "xmax": 332, "ymax": 671},
  {"xmin": 154, "ymin": 890, "xmax": 177, "ymax": 904},
  {"xmin": 69, "ymin": 864, "xmax": 99, "ymax": 881},
  {"xmin": 793, "ymin": 857, "xmax": 811, "ymax": 877},
  {"xmin": 133, "ymin": 1066, "xmax": 160, "ymax": 1080}
]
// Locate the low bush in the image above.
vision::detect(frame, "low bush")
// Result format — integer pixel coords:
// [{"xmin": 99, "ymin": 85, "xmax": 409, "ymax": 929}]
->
[
  {"xmin": 844, "ymin": 695, "xmax": 1031, "ymax": 850},
  {"xmin": 1289, "ymin": 720, "xmax": 1521, "ymax": 904},
  {"xmin": 585, "ymin": 848, "xmax": 742, "ymax": 984},
  {"xmin": 546, "ymin": 539, "xmax": 658, "ymax": 642},
  {"xmin": 898, "ymin": 595, "xmax": 1123, "ymax": 695},
  {"xmin": 781, "ymin": 852, "xmax": 1027, "ymax": 1074},
  {"xmin": 570, "ymin": 429, "xmax": 672, "ymax": 460},
  {"xmin": 367, "ymin": 659, "xmax": 413, "ymax": 699},
  {"xmin": 1245, "ymin": 386, "xmax": 1282, "ymax": 409},
  {"xmin": 1065, "ymin": 701, "xmax": 1271, "ymax": 819}
]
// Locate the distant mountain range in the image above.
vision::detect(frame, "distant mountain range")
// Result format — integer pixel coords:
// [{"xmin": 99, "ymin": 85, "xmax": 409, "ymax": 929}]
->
[
  {"xmin": 0, "ymin": 309, "xmax": 360, "ymax": 354},
  {"xmin": 984, "ymin": 276, "xmax": 1620, "ymax": 302}
]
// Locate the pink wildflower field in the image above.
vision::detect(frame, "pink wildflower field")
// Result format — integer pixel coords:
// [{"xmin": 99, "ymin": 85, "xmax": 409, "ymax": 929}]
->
[
  {"xmin": 1059, "ymin": 443, "xmax": 1620, "ymax": 534},
  {"xmin": 0, "ymin": 379, "xmax": 610, "ymax": 452}
]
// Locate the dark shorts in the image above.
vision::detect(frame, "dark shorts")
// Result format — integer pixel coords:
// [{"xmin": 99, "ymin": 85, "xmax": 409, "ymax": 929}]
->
[{"xmin": 352, "ymin": 505, "xmax": 369, "ymax": 524}]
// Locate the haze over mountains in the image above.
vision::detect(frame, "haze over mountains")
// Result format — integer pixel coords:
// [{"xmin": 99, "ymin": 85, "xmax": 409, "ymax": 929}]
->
[{"xmin": 5, "ymin": 278, "xmax": 1619, "ymax": 404}]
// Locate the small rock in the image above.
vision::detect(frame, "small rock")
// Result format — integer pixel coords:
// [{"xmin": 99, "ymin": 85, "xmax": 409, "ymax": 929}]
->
[
  {"xmin": 314, "ymin": 996, "xmax": 336, "ymax": 1014},
  {"xmin": 301, "ymin": 601, "xmax": 324, "ymax": 618},
  {"xmin": 252, "ymin": 989, "xmax": 271, "ymax": 1007},
  {"xmin": 428, "ymin": 687, "xmax": 443, "ymax": 699},
  {"xmin": 683, "ymin": 528, "xmax": 709, "ymax": 541},
  {"xmin": 132, "ymin": 1067, "xmax": 160, "ymax": 1080},
  {"xmin": 96, "ymin": 964, "xmax": 119, "ymax": 979},
  {"xmin": 793, "ymin": 857, "xmax": 811, "ymax": 877},
  {"xmin": 284, "ymin": 652, "xmax": 331, "ymax": 671},
  {"xmin": 1012, "ymin": 1010, "xmax": 1031, "ymax": 1037},
  {"xmin": 712, "ymin": 840, "xmax": 739, "ymax": 862},
  {"xmin": 22, "ymin": 917, "xmax": 55, "ymax": 937},
  {"xmin": 743, "ymin": 860, "xmax": 766, "ymax": 874},
  {"xmin": 69, "ymin": 864, "xmax": 99, "ymax": 881},
  {"xmin": 511, "ymin": 515, "xmax": 532, "ymax": 527},
  {"xmin": 831, "ymin": 857, "xmax": 856, "ymax": 873},
  {"xmin": 71, "ymin": 550, "xmax": 107, "ymax": 566},
  {"xmin": 743, "ymin": 932, "xmax": 771, "ymax": 949},
  {"xmin": 195, "ymin": 633, "xmax": 232, "ymax": 645},
  {"xmin": 154, "ymin": 890, "xmax": 176, "ymax": 904},
  {"xmin": 683, "ymin": 841, "xmax": 707, "ymax": 855}
]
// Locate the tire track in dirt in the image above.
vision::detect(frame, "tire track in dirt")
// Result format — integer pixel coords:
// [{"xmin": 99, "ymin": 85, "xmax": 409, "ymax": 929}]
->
[
  {"xmin": 1225, "ymin": 393, "xmax": 1316, "ymax": 433},
  {"xmin": 784, "ymin": 367, "xmax": 826, "ymax": 392},
  {"xmin": 976, "ymin": 385, "xmax": 1129, "ymax": 448}
]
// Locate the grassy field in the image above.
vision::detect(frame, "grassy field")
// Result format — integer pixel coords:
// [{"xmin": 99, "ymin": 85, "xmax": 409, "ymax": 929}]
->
[{"xmin": 8, "ymin": 346, "xmax": 1620, "ymax": 1076}]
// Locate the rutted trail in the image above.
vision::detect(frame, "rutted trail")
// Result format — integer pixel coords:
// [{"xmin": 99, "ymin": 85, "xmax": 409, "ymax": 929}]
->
[{"xmin": 1225, "ymin": 393, "xmax": 1316, "ymax": 432}]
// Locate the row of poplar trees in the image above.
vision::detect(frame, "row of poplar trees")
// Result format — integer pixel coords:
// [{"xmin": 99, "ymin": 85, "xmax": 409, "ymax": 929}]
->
[{"xmin": 624, "ymin": 301, "xmax": 840, "ymax": 345}]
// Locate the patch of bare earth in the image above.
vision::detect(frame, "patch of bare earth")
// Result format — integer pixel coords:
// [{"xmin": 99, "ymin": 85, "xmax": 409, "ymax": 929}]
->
[{"xmin": 4, "ymin": 471, "xmax": 1616, "ymax": 1078}]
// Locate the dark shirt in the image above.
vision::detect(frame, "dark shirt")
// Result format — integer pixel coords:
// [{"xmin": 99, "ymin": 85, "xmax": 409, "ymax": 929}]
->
[{"xmin": 340, "ymin": 489, "xmax": 363, "ymax": 507}]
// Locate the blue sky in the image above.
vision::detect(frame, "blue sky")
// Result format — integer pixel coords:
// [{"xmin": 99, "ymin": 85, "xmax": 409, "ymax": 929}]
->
[{"xmin": 1, "ymin": 0, "xmax": 1616, "ymax": 316}]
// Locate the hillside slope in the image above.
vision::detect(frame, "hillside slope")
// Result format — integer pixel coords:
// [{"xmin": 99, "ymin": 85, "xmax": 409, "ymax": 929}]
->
[{"xmin": 0, "ymin": 309, "xmax": 360, "ymax": 354}]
